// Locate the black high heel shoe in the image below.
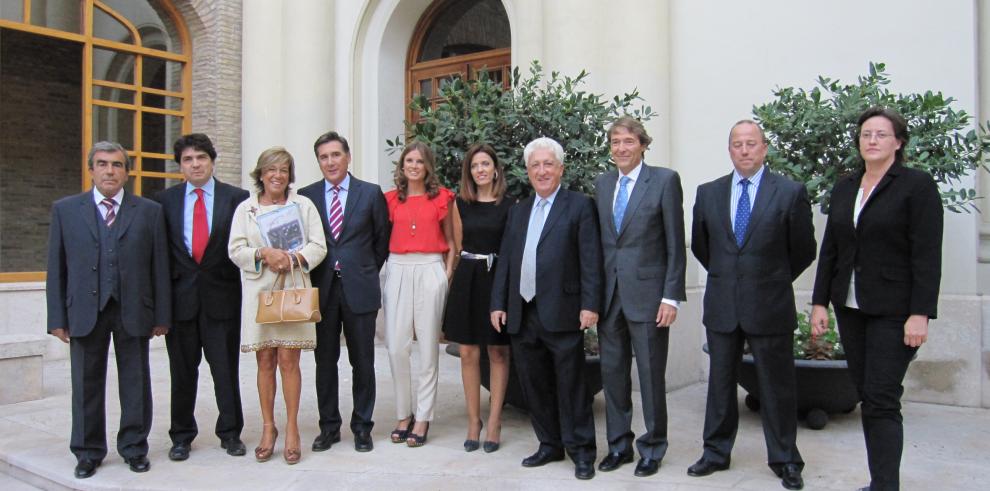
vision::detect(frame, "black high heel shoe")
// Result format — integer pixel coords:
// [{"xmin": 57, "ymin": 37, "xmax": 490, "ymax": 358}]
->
[
  {"xmin": 406, "ymin": 422, "xmax": 430, "ymax": 447},
  {"xmin": 390, "ymin": 415, "xmax": 415, "ymax": 444},
  {"xmin": 464, "ymin": 420, "xmax": 483, "ymax": 452}
]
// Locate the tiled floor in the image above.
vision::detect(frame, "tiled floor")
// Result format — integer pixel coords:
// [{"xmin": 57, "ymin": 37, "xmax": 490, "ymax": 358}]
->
[{"xmin": 0, "ymin": 345, "xmax": 988, "ymax": 490}]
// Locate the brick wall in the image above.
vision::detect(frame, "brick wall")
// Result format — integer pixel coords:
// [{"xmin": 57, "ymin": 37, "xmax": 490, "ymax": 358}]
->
[{"xmin": 0, "ymin": 30, "xmax": 82, "ymax": 272}]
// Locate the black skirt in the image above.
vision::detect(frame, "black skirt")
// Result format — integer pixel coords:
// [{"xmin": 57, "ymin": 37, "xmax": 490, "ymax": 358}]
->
[{"xmin": 442, "ymin": 256, "xmax": 510, "ymax": 346}]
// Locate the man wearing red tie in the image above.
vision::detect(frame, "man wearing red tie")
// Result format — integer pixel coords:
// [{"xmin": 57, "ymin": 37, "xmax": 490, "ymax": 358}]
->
[{"xmin": 156, "ymin": 134, "xmax": 250, "ymax": 461}]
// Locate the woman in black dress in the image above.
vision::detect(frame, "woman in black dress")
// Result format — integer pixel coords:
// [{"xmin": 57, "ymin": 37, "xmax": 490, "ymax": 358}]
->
[{"xmin": 443, "ymin": 143, "xmax": 513, "ymax": 453}]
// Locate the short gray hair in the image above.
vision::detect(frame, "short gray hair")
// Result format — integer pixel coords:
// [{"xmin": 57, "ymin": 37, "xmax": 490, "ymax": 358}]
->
[
  {"xmin": 523, "ymin": 137, "xmax": 565, "ymax": 166},
  {"xmin": 87, "ymin": 141, "xmax": 132, "ymax": 171},
  {"xmin": 728, "ymin": 119, "xmax": 767, "ymax": 144}
]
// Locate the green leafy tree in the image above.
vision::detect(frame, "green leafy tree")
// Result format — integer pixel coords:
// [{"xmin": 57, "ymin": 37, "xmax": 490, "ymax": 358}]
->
[
  {"xmin": 386, "ymin": 61, "xmax": 656, "ymax": 198},
  {"xmin": 753, "ymin": 62, "xmax": 990, "ymax": 213}
]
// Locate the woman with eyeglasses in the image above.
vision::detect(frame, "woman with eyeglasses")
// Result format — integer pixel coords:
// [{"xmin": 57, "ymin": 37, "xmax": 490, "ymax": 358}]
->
[{"xmin": 810, "ymin": 106, "xmax": 943, "ymax": 491}]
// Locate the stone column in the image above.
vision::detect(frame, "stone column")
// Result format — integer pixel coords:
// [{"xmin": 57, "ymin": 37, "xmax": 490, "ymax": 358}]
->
[{"xmin": 241, "ymin": 0, "xmax": 284, "ymax": 188}]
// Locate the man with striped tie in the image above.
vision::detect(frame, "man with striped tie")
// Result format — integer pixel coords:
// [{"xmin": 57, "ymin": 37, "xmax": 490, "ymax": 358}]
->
[
  {"xmin": 689, "ymin": 120, "xmax": 816, "ymax": 490},
  {"xmin": 299, "ymin": 131, "xmax": 390, "ymax": 453},
  {"xmin": 46, "ymin": 141, "xmax": 171, "ymax": 478}
]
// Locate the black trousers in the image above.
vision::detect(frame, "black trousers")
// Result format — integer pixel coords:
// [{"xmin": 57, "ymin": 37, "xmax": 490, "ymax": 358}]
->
[
  {"xmin": 598, "ymin": 297, "xmax": 669, "ymax": 459},
  {"xmin": 69, "ymin": 299, "xmax": 152, "ymax": 462},
  {"xmin": 165, "ymin": 308, "xmax": 243, "ymax": 445},
  {"xmin": 835, "ymin": 306, "xmax": 917, "ymax": 491},
  {"xmin": 510, "ymin": 301, "xmax": 596, "ymax": 462},
  {"xmin": 314, "ymin": 276, "xmax": 377, "ymax": 434},
  {"xmin": 702, "ymin": 326, "xmax": 803, "ymax": 472}
]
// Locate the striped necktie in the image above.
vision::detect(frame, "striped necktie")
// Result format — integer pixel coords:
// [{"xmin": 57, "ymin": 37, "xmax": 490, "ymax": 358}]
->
[{"xmin": 101, "ymin": 198, "xmax": 116, "ymax": 227}]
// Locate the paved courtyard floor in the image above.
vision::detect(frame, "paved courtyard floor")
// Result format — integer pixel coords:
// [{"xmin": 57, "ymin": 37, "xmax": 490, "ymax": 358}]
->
[{"xmin": 0, "ymin": 344, "xmax": 988, "ymax": 490}]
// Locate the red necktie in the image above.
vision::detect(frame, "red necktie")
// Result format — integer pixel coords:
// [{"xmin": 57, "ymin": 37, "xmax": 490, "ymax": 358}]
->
[
  {"xmin": 101, "ymin": 198, "xmax": 116, "ymax": 226},
  {"xmin": 191, "ymin": 188, "xmax": 208, "ymax": 263}
]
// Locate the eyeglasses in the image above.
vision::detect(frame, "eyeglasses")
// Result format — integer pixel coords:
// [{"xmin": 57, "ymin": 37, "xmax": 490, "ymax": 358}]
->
[{"xmin": 860, "ymin": 131, "xmax": 892, "ymax": 141}]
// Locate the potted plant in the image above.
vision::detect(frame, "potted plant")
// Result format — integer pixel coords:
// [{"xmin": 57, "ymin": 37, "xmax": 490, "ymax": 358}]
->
[
  {"xmin": 409, "ymin": 61, "xmax": 653, "ymax": 409},
  {"xmin": 727, "ymin": 62, "xmax": 989, "ymax": 429}
]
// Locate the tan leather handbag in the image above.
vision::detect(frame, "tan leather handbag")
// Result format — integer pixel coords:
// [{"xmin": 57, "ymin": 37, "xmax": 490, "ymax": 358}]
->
[{"xmin": 256, "ymin": 252, "xmax": 321, "ymax": 324}]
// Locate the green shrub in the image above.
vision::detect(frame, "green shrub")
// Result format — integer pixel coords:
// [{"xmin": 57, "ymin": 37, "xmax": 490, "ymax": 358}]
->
[
  {"xmin": 386, "ymin": 61, "xmax": 656, "ymax": 198},
  {"xmin": 753, "ymin": 62, "xmax": 990, "ymax": 213}
]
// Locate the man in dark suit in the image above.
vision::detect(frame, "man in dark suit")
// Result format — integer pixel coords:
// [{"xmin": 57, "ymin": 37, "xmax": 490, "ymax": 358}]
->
[
  {"xmin": 299, "ymin": 131, "xmax": 389, "ymax": 453},
  {"xmin": 155, "ymin": 134, "xmax": 249, "ymax": 461},
  {"xmin": 46, "ymin": 141, "xmax": 171, "ymax": 479},
  {"xmin": 491, "ymin": 137, "xmax": 602, "ymax": 480},
  {"xmin": 594, "ymin": 116, "xmax": 685, "ymax": 477},
  {"xmin": 689, "ymin": 120, "xmax": 816, "ymax": 490}
]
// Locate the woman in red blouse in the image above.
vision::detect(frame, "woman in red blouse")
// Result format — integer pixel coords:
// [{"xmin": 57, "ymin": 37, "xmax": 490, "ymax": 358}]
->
[{"xmin": 382, "ymin": 141, "xmax": 455, "ymax": 447}]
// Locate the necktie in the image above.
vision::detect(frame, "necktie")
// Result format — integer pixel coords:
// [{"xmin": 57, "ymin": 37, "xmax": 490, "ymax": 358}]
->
[
  {"xmin": 613, "ymin": 175, "xmax": 631, "ymax": 233},
  {"xmin": 101, "ymin": 198, "xmax": 116, "ymax": 227},
  {"xmin": 329, "ymin": 186, "xmax": 343, "ymax": 240},
  {"xmin": 328, "ymin": 186, "xmax": 343, "ymax": 270},
  {"xmin": 520, "ymin": 198, "xmax": 547, "ymax": 302},
  {"xmin": 734, "ymin": 179, "xmax": 751, "ymax": 247},
  {"xmin": 191, "ymin": 188, "xmax": 208, "ymax": 263}
]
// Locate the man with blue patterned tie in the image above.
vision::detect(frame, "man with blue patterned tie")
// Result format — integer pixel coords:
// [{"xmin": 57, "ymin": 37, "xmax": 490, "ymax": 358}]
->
[
  {"xmin": 689, "ymin": 120, "xmax": 816, "ymax": 490},
  {"xmin": 594, "ymin": 116, "xmax": 685, "ymax": 478}
]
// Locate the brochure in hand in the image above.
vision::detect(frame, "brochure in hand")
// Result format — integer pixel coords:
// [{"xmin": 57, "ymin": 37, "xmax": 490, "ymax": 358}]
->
[{"xmin": 255, "ymin": 203, "xmax": 305, "ymax": 252}]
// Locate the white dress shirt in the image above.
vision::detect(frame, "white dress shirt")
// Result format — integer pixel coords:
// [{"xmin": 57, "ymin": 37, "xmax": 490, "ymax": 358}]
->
[{"xmin": 93, "ymin": 187, "xmax": 124, "ymax": 221}]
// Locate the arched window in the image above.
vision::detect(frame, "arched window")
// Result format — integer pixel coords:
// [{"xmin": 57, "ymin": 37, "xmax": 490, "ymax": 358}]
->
[
  {"xmin": 406, "ymin": 0, "xmax": 510, "ymax": 124},
  {"xmin": 0, "ymin": 0, "xmax": 191, "ymax": 281}
]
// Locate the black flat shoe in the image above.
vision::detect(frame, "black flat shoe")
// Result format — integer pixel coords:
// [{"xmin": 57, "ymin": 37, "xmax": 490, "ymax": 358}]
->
[
  {"xmin": 354, "ymin": 431, "xmax": 374, "ymax": 452},
  {"xmin": 598, "ymin": 451, "xmax": 633, "ymax": 472},
  {"xmin": 311, "ymin": 431, "xmax": 341, "ymax": 452},
  {"xmin": 521, "ymin": 448, "xmax": 565, "ymax": 467},
  {"xmin": 778, "ymin": 463, "xmax": 804, "ymax": 490},
  {"xmin": 125, "ymin": 455, "xmax": 150, "ymax": 473},
  {"xmin": 483, "ymin": 440, "xmax": 500, "ymax": 453},
  {"xmin": 575, "ymin": 460, "xmax": 596, "ymax": 480},
  {"xmin": 390, "ymin": 415, "xmax": 414, "ymax": 444},
  {"xmin": 406, "ymin": 422, "xmax": 430, "ymax": 447},
  {"xmin": 221, "ymin": 438, "xmax": 246, "ymax": 456},
  {"xmin": 634, "ymin": 457, "xmax": 661, "ymax": 477},
  {"xmin": 74, "ymin": 459, "xmax": 100, "ymax": 479},
  {"xmin": 687, "ymin": 457, "xmax": 729, "ymax": 477},
  {"xmin": 168, "ymin": 442, "xmax": 190, "ymax": 461}
]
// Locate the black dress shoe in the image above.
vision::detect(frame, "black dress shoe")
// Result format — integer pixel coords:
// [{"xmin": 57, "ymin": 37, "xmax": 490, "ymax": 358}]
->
[
  {"xmin": 598, "ymin": 451, "xmax": 633, "ymax": 472},
  {"xmin": 125, "ymin": 455, "xmax": 150, "ymax": 473},
  {"xmin": 634, "ymin": 457, "xmax": 661, "ymax": 477},
  {"xmin": 521, "ymin": 448, "xmax": 565, "ymax": 467},
  {"xmin": 779, "ymin": 463, "xmax": 804, "ymax": 490},
  {"xmin": 483, "ymin": 441, "xmax": 500, "ymax": 453},
  {"xmin": 311, "ymin": 431, "xmax": 341, "ymax": 452},
  {"xmin": 221, "ymin": 438, "xmax": 246, "ymax": 456},
  {"xmin": 354, "ymin": 431, "xmax": 374, "ymax": 452},
  {"xmin": 74, "ymin": 459, "xmax": 100, "ymax": 479},
  {"xmin": 687, "ymin": 458, "xmax": 729, "ymax": 477},
  {"xmin": 575, "ymin": 460, "xmax": 595, "ymax": 480},
  {"xmin": 168, "ymin": 442, "xmax": 190, "ymax": 461}
]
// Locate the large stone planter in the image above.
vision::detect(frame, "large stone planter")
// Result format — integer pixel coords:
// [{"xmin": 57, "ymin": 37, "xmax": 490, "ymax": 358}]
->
[
  {"xmin": 446, "ymin": 343, "xmax": 603, "ymax": 411},
  {"xmin": 702, "ymin": 344, "xmax": 858, "ymax": 429}
]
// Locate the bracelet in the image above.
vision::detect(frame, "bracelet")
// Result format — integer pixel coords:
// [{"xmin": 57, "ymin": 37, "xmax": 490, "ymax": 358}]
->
[{"xmin": 255, "ymin": 248, "xmax": 262, "ymax": 262}]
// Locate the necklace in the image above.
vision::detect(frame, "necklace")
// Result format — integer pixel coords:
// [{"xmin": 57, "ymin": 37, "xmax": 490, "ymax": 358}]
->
[{"xmin": 261, "ymin": 194, "xmax": 286, "ymax": 206}]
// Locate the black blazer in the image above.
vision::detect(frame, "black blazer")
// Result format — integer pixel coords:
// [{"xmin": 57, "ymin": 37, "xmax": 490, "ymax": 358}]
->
[
  {"xmin": 298, "ymin": 175, "xmax": 390, "ymax": 315},
  {"xmin": 691, "ymin": 170, "xmax": 816, "ymax": 335},
  {"xmin": 155, "ymin": 179, "xmax": 249, "ymax": 322},
  {"xmin": 812, "ymin": 163, "xmax": 943, "ymax": 318},
  {"xmin": 490, "ymin": 188, "xmax": 603, "ymax": 334},
  {"xmin": 46, "ymin": 191, "xmax": 171, "ymax": 337}
]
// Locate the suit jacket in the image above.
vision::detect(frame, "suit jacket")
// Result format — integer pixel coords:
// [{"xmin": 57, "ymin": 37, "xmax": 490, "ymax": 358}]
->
[
  {"xmin": 155, "ymin": 179, "xmax": 249, "ymax": 322},
  {"xmin": 812, "ymin": 163, "xmax": 942, "ymax": 318},
  {"xmin": 490, "ymin": 188, "xmax": 603, "ymax": 334},
  {"xmin": 595, "ymin": 164, "xmax": 686, "ymax": 322},
  {"xmin": 298, "ymin": 175, "xmax": 390, "ymax": 315},
  {"xmin": 46, "ymin": 191, "xmax": 171, "ymax": 337},
  {"xmin": 691, "ymin": 170, "xmax": 816, "ymax": 334}
]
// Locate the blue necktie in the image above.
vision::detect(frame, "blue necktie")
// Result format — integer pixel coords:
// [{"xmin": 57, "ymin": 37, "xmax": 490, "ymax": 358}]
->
[
  {"xmin": 520, "ymin": 198, "xmax": 548, "ymax": 302},
  {"xmin": 614, "ymin": 176, "xmax": 631, "ymax": 233},
  {"xmin": 734, "ymin": 179, "xmax": 751, "ymax": 247}
]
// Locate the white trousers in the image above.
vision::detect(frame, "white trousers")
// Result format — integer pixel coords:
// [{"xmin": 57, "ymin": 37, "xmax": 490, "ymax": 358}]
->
[{"xmin": 382, "ymin": 253, "xmax": 447, "ymax": 421}]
